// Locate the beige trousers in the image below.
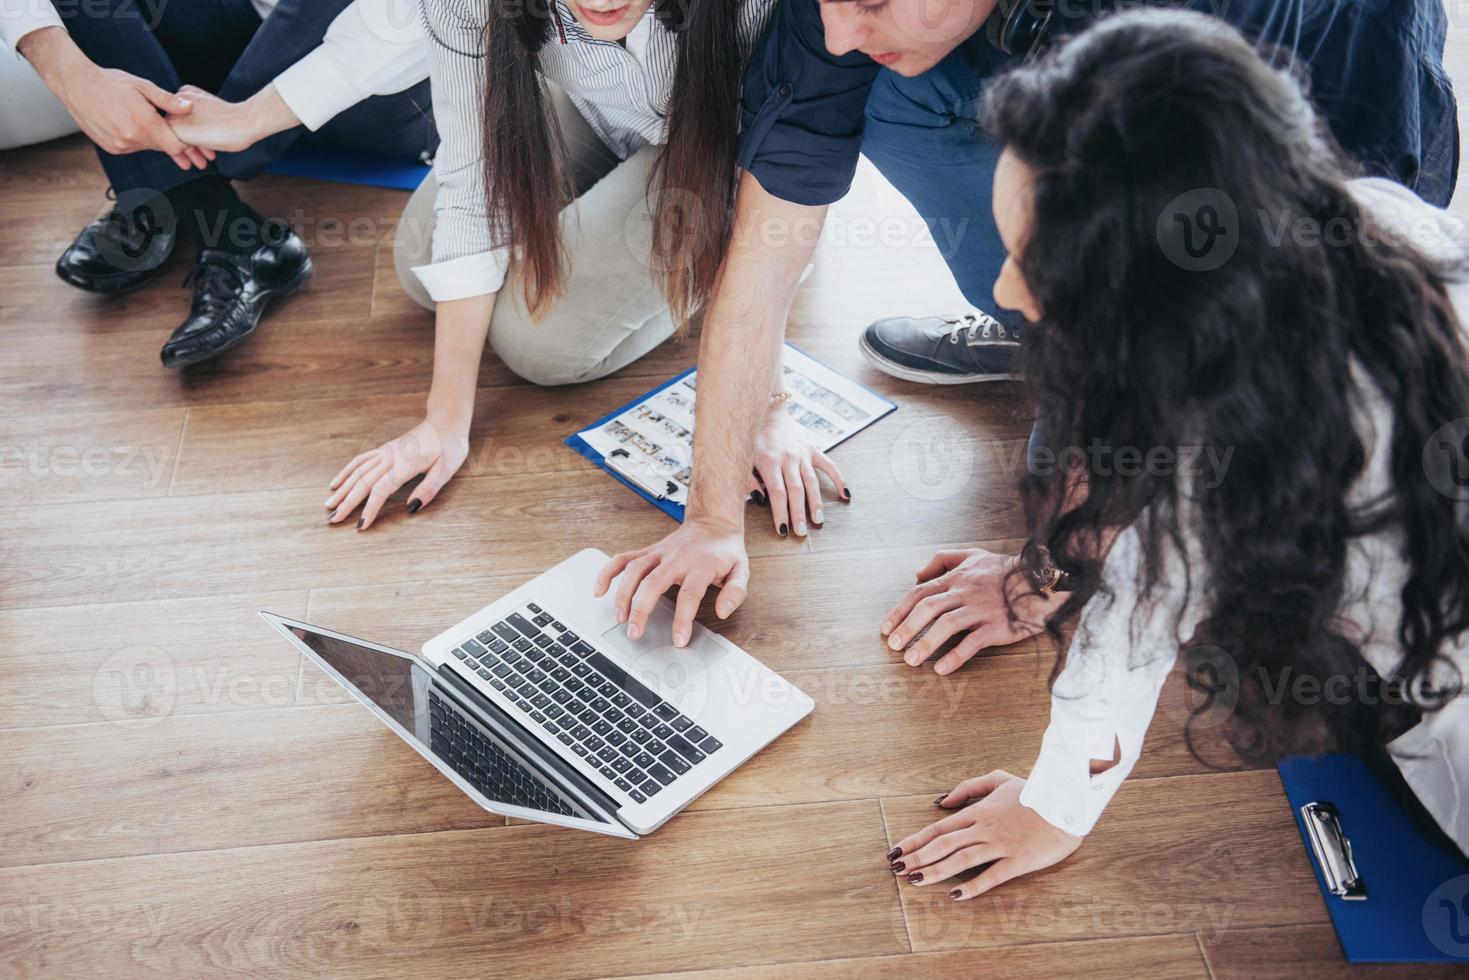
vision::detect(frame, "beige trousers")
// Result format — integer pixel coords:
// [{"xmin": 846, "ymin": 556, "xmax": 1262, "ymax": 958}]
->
[{"xmin": 393, "ymin": 88, "xmax": 679, "ymax": 386}]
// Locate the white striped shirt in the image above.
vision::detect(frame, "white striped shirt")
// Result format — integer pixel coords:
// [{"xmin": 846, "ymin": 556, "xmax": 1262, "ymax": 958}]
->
[{"xmin": 414, "ymin": 0, "xmax": 776, "ymax": 302}]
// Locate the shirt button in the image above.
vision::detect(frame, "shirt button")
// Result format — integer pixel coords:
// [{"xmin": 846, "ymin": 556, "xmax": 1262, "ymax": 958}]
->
[
  {"xmin": 777, "ymin": 82, "xmax": 793, "ymax": 98},
  {"xmin": 1064, "ymin": 815, "xmax": 1076, "ymax": 827}
]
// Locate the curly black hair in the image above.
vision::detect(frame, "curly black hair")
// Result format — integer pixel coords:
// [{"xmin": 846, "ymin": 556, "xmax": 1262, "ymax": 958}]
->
[{"xmin": 982, "ymin": 9, "xmax": 1469, "ymax": 763}]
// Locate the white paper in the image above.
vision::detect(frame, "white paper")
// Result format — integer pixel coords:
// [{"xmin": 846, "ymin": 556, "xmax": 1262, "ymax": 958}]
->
[{"xmin": 580, "ymin": 344, "xmax": 893, "ymax": 507}]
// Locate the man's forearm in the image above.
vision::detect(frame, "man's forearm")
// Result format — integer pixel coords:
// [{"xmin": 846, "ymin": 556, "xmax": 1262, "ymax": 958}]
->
[
  {"xmin": 17, "ymin": 25, "xmax": 83, "ymax": 89},
  {"xmin": 426, "ymin": 292, "xmax": 497, "ymax": 427},
  {"xmin": 685, "ymin": 172, "xmax": 826, "ymax": 531}
]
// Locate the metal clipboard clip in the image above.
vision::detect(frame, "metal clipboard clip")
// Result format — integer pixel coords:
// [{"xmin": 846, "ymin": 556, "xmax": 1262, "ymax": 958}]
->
[
  {"xmin": 1300, "ymin": 801, "xmax": 1368, "ymax": 901},
  {"xmin": 605, "ymin": 449, "xmax": 681, "ymax": 502}
]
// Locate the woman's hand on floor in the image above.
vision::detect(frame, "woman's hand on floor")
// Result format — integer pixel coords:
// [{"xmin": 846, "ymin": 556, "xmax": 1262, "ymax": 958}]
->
[
  {"xmin": 747, "ymin": 407, "xmax": 848, "ymax": 538},
  {"xmin": 326, "ymin": 417, "xmax": 470, "ymax": 530},
  {"xmin": 881, "ymin": 548, "xmax": 1066, "ymax": 674},
  {"xmin": 888, "ymin": 771, "xmax": 1081, "ymax": 901}
]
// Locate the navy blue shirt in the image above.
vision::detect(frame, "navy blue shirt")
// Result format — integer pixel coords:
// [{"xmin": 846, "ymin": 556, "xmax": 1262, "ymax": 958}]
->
[{"xmin": 738, "ymin": 0, "xmax": 1457, "ymax": 208}]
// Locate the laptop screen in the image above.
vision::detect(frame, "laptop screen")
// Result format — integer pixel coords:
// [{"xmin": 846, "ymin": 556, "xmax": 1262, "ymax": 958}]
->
[{"xmin": 288, "ymin": 625, "xmax": 605, "ymax": 825}]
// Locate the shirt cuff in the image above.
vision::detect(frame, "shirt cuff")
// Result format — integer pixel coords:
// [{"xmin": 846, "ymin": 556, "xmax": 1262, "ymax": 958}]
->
[
  {"xmin": 412, "ymin": 251, "xmax": 510, "ymax": 303},
  {"xmin": 1019, "ymin": 723, "xmax": 1129, "ymax": 837},
  {"xmin": 271, "ymin": 51, "xmax": 358, "ymax": 132},
  {"xmin": 5, "ymin": 2, "xmax": 64, "ymax": 55}
]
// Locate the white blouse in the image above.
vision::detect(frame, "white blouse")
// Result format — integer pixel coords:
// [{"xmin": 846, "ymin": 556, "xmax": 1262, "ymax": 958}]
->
[
  {"xmin": 1019, "ymin": 177, "xmax": 1469, "ymax": 856},
  {"xmin": 413, "ymin": 0, "xmax": 775, "ymax": 303}
]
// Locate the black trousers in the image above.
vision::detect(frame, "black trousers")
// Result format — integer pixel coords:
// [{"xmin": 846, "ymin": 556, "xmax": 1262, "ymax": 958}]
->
[{"xmin": 62, "ymin": 0, "xmax": 437, "ymax": 196}]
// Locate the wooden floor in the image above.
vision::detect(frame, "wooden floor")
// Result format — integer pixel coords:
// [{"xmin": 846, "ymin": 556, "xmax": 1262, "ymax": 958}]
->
[{"xmin": 2, "ymin": 136, "xmax": 1465, "ymax": 980}]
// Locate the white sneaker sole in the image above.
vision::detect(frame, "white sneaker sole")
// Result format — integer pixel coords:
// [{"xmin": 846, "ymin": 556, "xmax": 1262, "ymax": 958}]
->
[{"xmin": 858, "ymin": 331, "xmax": 1020, "ymax": 385}]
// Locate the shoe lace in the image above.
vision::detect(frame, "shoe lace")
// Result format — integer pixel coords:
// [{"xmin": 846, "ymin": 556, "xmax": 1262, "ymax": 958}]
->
[
  {"xmin": 945, "ymin": 312, "xmax": 1007, "ymax": 345},
  {"xmin": 183, "ymin": 256, "xmax": 246, "ymax": 315}
]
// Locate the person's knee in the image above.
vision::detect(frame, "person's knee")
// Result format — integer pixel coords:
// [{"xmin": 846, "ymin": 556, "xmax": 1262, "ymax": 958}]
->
[{"xmin": 490, "ymin": 311, "xmax": 599, "ymax": 387}]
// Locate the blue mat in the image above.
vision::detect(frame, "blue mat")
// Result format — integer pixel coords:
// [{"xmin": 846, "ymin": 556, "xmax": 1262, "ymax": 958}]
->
[{"xmin": 265, "ymin": 144, "xmax": 429, "ymax": 191}]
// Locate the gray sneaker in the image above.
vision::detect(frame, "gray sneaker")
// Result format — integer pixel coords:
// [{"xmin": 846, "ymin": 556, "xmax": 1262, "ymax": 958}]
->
[{"xmin": 858, "ymin": 311, "xmax": 1020, "ymax": 384}]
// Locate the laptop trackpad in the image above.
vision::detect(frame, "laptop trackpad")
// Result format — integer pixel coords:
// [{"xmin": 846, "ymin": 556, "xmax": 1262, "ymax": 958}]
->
[{"xmin": 600, "ymin": 606, "xmax": 728, "ymax": 707}]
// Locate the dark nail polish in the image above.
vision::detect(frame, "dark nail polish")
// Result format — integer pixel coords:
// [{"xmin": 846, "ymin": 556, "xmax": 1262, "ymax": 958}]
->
[
  {"xmin": 356, "ymin": 518, "xmax": 364, "ymax": 530},
  {"xmin": 885, "ymin": 847, "xmax": 901, "ymax": 861},
  {"xmin": 407, "ymin": 498, "xmax": 422, "ymax": 514},
  {"xmin": 906, "ymin": 872, "xmax": 923, "ymax": 884},
  {"xmin": 889, "ymin": 861, "xmax": 905, "ymax": 873},
  {"xmin": 779, "ymin": 523, "xmax": 788, "ymax": 536},
  {"xmin": 950, "ymin": 889, "xmax": 963, "ymax": 900},
  {"xmin": 934, "ymin": 795, "xmax": 949, "ymax": 807},
  {"xmin": 751, "ymin": 491, "xmax": 768, "ymax": 507},
  {"xmin": 843, "ymin": 488, "xmax": 852, "ymax": 501}
]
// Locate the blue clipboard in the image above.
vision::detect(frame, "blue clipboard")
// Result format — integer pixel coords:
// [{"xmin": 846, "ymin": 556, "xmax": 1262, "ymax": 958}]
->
[
  {"xmin": 565, "ymin": 343, "xmax": 896, "ymax": 522},
  {"xmin": 265, "ymin": 144, "xmax": 430, "ymax": 191},
  {"xmin": 1278, "ymin": 753, "xmax": 1469, "ymax": 963}
]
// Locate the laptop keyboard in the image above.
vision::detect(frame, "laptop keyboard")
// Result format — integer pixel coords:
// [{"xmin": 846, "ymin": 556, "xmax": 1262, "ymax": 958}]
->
[
  {"xmin": 428, "ymin": 689, "xmax": 576, "ymax": 816},
  {"xmin": 449, "ymin": 601, "xmax": 724, "ymax": 804}
]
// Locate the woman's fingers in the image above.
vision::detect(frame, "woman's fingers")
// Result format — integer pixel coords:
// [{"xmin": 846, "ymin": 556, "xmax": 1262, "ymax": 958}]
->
[
  {"xmin": 903, "ymin": 605, "xmax": 985, "ymax": 667},
  {"xmin": 326, "ymin": 454, "xmax": 382, "ymax": 509},
  {"xmin": 936, "ymin": 770, "xmax": 1013, "ymax": 809},
  {"xmin": 902, "ymin": 827, "xmax": 986, "ymax": 877},
  {"xmin": 329, "ymin": 450, "xmax": 376, "ymax": 493},
  {"xmin": 329, "ymin": 460, "xmax": 388, "ymax": 523},
  {"xmin": 951, "ymin": 857, "xmax": 1024, "ymax": 900},
  {"xmin": 811, "ymin": 449, "xmax": 848, "ymax": 503},
  {"xmin": 800, "ymin": 458, "xmax": 824, "ymax": 527},
  {"xmin": 358, "ymin": 470, "xmax": 409, "ymax": 530},
  {"xmin": 905, "ymin": 843, "xmax": 1004, "ymax": 885},
  {"xmin": 891, "ymin": 809, "xmax": 975, "ymax": 863},
  {"xmin": 760, "ymin": 461, "xmax": 790, "ymax": 536},
  {"xmin": 407, "ymin": 457, "xmax": 456, "ymax": 512},
  {"xmin": 782, "ymin": 460, "xmax": 807, "ymax": 536}
]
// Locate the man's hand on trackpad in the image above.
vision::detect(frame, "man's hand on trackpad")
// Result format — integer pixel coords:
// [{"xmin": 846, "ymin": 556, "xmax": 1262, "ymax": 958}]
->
[{"xmin": 593, "ymin": 519, "xmax": 749, "ymax": 648}]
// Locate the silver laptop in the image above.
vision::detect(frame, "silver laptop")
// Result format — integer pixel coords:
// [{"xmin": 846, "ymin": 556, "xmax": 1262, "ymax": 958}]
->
[{"xmin": 262, "ymin": 548, "xmax": 813, "ymax": 839}]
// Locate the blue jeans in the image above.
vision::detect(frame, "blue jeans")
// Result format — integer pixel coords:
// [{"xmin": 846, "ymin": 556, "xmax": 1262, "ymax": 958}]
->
[
  {"xmin": 860, "ymin": 0, "xmax": 1459, "ymax": 327},
  {"xmin": 61, "ymin": 0, "xmax": 437, "ymax": 196}
]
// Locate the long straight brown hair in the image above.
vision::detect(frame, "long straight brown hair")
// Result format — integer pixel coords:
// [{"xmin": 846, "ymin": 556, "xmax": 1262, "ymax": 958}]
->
[{"xmin": 481, "ymin": 0, "xmax": 745, "ymax": 323}]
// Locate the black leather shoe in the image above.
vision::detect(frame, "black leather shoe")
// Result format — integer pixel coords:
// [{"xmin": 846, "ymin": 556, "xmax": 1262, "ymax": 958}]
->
[
  {"xmin": 160, "ymin": 228, "xmax": 312, "ymax": 369},
  {"xmin": 56, "ymin": 198, "xmax": 177, "ymax": 294}
]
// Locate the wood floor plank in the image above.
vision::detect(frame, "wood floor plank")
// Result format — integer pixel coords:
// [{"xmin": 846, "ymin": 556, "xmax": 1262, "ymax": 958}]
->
[
  {"xmin": 0, "ymin": 801, "xmax": 907, "ymax": 979},
  {"xmin": 1200, "ymin": 924, "xmax": 1469, "ymax": 979},
  {"xmin": 4, "ymin": 702, "xmax": 506, "ymax": 867},
  {"xmin": 0, "ymin": 438, "xmax": 1030, "ymax": 610},
  {"xmin": 0, "ymin": 591, "xmax": 309, "ymax": 729},
  {"xmin": 164, "ymin": 375, "xmax": 1027, "ymax": 507},
  {"xmin": 0, "ymin": 405, "xmax": 186, "ymax": 506},
  {"xmin": 880, "ymin": 772, "xmax": 1327, "ymax": 951},
  {"xmin": 628, "ymin": 933, "xmax": 1210, "ymax": 979}
]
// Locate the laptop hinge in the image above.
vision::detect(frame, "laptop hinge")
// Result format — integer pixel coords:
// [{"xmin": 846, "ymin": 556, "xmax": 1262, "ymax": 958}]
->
[{"xmin": 433, "ymin": 664, "xmax": 628, "ymax": 826}]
